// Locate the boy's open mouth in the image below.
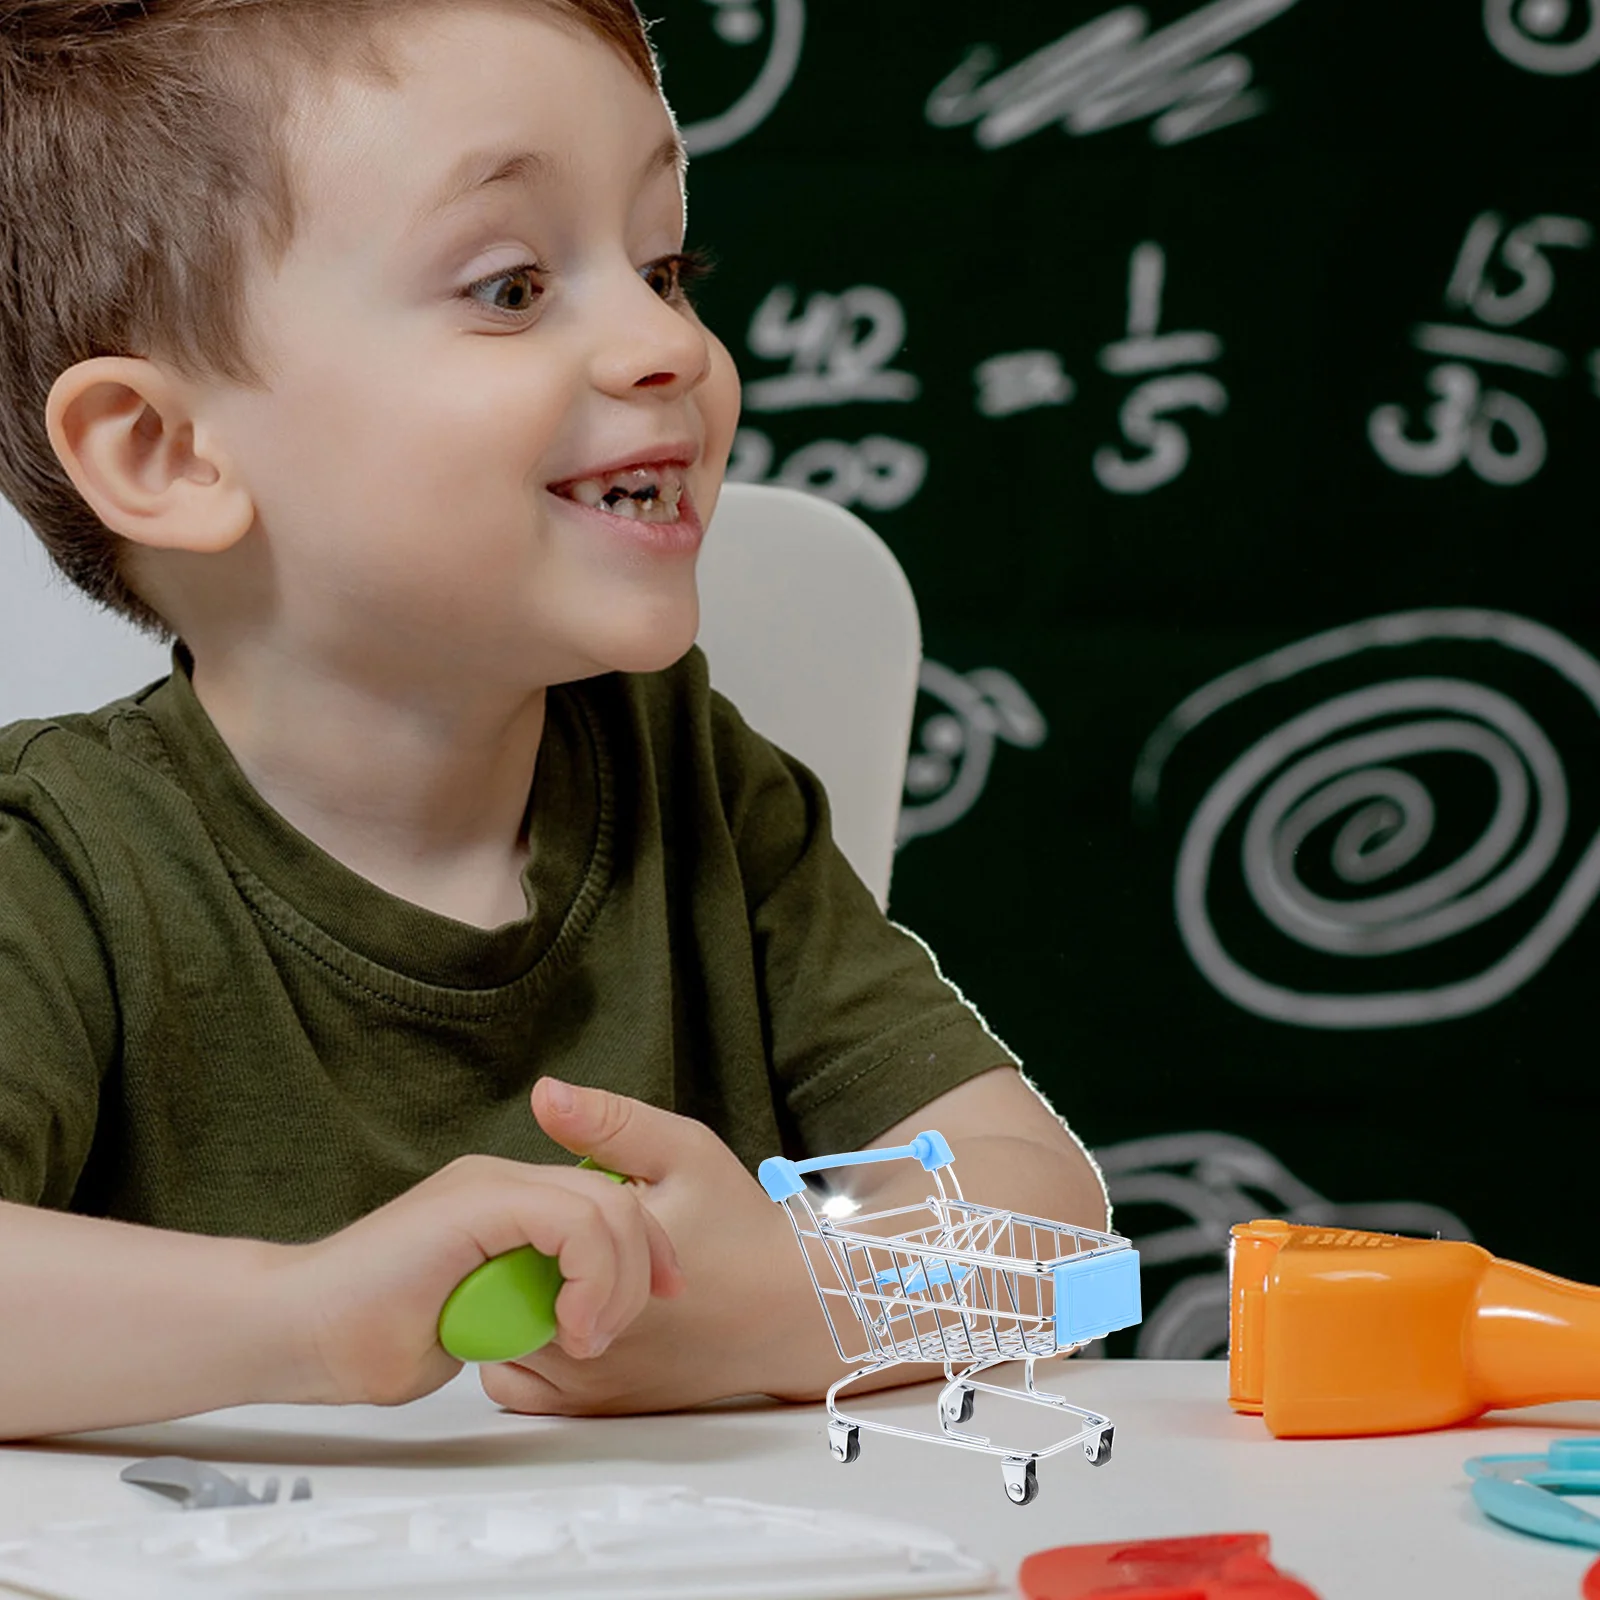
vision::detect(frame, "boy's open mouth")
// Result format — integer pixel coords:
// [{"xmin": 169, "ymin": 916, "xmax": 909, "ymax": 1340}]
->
[{"xmin": 552, "ymin": 464, "xmax": 685, "ymax": 524}]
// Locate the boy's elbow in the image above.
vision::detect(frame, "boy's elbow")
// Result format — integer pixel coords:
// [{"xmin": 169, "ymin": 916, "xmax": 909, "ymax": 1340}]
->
[{"xmin": 988, "ymin": 1131, "xmax": 1111, "ymax": 1232}]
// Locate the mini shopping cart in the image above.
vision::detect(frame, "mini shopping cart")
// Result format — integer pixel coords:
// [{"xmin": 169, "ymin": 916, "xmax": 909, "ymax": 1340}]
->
[{"xmin": 759, "ymin": 1130, "xmax": 1141, "ymax": 1505}]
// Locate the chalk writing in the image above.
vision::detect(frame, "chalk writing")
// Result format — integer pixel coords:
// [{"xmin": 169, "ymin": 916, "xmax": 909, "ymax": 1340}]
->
[
  {"xmin": 726, "ymin": 427, "xmax": 927, "ymax": 513},
  {"xmin": 971, "ymin": 242, "xmax": 1226, "ymax": 493},
  {"xmin": 926, "ymin": 0, "xmax": 1303, "ymax": 150},
  {"xmin": 743, "ymin": 284, "xmax": 920, "ymax": 412},
  {"xmin": 1094, "ymin": 242, "xmax": 1227, "ymax": 494},
  {"xmin": 973, "ymin": 351, "xmax": 1077, "ymax": 418},
  {"xmin": 1369, "ymin": 211, "xmax": 1593, "ymax": 486}
]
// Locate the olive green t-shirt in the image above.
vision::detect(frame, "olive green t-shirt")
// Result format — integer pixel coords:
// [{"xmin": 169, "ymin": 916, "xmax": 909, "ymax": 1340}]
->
[{"xmin": 0, "ymin": 645, "xmax": 1013, "ymax": 1241}]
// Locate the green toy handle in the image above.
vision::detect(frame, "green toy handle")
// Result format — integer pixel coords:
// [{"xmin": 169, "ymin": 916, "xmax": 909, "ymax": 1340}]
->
[{"xmin": 436, "ymin": 1158, "xmax": 625, "ymax": 1363}]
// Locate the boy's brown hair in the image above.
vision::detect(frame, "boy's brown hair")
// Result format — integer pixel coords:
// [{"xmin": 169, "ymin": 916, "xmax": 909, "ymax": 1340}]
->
[{"xmin": 0, "ymin": 0, "xmax": 658, "ymax": 636}]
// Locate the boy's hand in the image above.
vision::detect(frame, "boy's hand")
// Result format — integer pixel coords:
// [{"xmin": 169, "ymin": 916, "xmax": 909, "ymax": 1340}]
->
[
  {"xmin": 283, "ymin": 1153, "xmax": 683, "ymax": 1409},
  {"xmin": 478, "ymin": 1079, "xmax": 834, "ymax": 1415}
]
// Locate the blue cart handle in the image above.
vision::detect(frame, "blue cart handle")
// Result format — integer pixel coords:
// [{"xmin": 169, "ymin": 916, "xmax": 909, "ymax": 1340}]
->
[{"xmin": 758, "ymin": 1131, "xmax": 954, "ymax": 1202}]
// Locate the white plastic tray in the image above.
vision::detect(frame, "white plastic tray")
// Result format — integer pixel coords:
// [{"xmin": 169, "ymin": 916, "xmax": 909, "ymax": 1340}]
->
[{"xmin": 0, "ymin": 1482, "xmax": 996, "ymax": 1599}]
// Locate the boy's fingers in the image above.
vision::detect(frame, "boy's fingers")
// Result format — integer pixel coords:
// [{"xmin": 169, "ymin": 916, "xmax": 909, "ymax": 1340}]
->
[
  {"xmin": 435, "ymin": 1176, "xmax": 622, "ymax": 1352},
  {"xmin": 639, "ymin": 1205, "xmax": 686, "ymax": 1299},
  {"xmin": 530, "ymin": 1078, "xmax": 704, "ymax": 1185},
  {"xmin": 480, "ymin": 1359, "xmax": 570, "ymax": 1417},
  {"xmin": 553, "ymin": 1198, "xmax": 679, "ymax": 1351},
  {"xmin": 511, "ymin": 1189, "xmax": 619, "ymax": 1352},
  {"xmin": 589, "ymin": 1187, "xmax": 668, "ymax": 1345},
  {"xmin": 501, "ymin": 1171, "xmax": 670, "ymax": 1347},
  {"xmin": 431, "ymin": 1156, "xmax": 673, "ymax": 1345},
  {"xmin": 553, "ymin": 1216, "xmax": 634, "ymax": 1356}
]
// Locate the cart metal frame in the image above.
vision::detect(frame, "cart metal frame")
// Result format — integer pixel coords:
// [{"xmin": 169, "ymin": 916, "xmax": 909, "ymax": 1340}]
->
[{"xmin": 760, "ymin": 1131, "xmax": 1142, "ymax": 1504}]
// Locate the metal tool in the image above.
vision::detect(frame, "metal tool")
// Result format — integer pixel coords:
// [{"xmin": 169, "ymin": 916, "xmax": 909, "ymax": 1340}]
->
[{"xmin": 120, "ymin": 1456, "xmax": 312, "ymax": 1510}]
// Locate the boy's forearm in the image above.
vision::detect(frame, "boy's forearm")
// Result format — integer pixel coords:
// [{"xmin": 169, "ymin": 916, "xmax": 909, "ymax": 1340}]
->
[
  {"xmin": 935, "ymin": 1130, "xmax": 1110, "ymax": 1233},
  {"xmin": 0, "ymin": 1200, "xmax": 316, "ymax": 1439}
]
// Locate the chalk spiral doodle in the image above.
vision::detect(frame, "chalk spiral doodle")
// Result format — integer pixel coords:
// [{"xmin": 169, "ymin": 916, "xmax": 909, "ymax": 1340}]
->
[
  {"xmin": 1134, "ymin": 609, "xmax": 1600, "ymax": 1028},
  {"xmin": 679, "ymin": 0, "xmax": 806, "ymax": 156},
  {"xmin": 1484, "ymin": 0, "xmax": 1600, "ymax": 74}
]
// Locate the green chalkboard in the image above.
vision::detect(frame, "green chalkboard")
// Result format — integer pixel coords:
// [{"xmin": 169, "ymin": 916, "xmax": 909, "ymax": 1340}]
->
[{"xmin": 652, "ymin": 0, "xmax": 1600, "ymax": 1355}]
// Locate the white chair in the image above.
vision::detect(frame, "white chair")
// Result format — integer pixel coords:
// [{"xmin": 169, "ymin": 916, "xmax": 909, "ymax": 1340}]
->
[
  {"xmin": 696, "ymin": 483, "xmax": 921, "ymax": 910},
  {"xmin": 0, "ymin": 483, "xmax": 922, "ymax": 908},
  {"xmin": 0, "ymin": 501, "xmax": 170, "ymax": 718}
]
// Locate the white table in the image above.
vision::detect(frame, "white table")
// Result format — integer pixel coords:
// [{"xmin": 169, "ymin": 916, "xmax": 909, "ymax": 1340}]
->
[{"xmin": 0, "ymin": 1360, "xmax": 1595, "ymax": 1599}]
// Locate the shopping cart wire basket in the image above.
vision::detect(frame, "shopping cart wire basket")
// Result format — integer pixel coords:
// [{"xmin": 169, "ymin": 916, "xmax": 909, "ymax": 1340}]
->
[{"xmin": 760, "ymin": 1130, "xmax": 1141, "ymax": 1505}]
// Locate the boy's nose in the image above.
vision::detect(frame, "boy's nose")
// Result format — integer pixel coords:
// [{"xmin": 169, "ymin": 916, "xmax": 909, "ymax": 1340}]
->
[{"xmin": 589, "ymin": 280, "xmax": 712, "ymax": 400}]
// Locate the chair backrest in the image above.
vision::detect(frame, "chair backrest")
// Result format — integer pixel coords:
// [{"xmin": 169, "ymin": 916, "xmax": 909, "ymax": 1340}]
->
[
  {"xmin": 0, "ymin": 502, "xmax": 169, "ymax": 719},
  {"xmin": 0, "ymin": 482, "xmax": 922, "ymax": 907},
  {"xmin": 695, "ymin": 483, "xmax": 921, "ymax": 910}
]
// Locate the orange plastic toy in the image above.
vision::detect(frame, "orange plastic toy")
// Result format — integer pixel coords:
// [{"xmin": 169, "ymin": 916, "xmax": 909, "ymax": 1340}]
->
[{"xmin": 1230, "ymin": 1220, "xmax": 1600, "ymax": 1437}]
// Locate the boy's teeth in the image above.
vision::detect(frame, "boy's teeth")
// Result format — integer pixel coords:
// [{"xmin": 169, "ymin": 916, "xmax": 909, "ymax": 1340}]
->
[{"xmin": 564, "ymin": 464, "xmax": 685, "ymax": 522}]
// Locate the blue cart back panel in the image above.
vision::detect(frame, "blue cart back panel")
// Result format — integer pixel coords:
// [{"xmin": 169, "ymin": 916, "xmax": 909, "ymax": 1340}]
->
[{"xmin": 1053, "ymin": 1250, "xmax": 1143, "ymax": 1348}]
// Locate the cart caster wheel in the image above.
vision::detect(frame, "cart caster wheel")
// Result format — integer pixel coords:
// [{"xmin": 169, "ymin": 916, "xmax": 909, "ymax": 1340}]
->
[
  {"xmin": 1084, "ymin": 1427, "xmax": 1113, "ymax": 1466},
  {"xmin": 942, "ymin": 1385, "xmax": 976, "ymax": 1426},
  {"xmin": 1002, "ymin": 1457, "xmax": 1038, "ymax": 1506},
  {"xmin": 828, "ymin": 1421, "xmax": 860, "ymax": 1464}
]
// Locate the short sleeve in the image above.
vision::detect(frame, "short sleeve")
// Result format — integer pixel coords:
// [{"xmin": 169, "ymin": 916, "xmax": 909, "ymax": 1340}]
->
[
  {"xmin": 711, "ymin": 688, "xmax": 1017, "ymax": 1156},
  {"xmin": 0, "ymin": 773, "xmax": 118, "ymax": 1208}
]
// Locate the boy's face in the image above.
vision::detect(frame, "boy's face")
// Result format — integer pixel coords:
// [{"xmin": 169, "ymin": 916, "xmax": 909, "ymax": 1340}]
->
[{"xmin": 202, "ymin": 4, "xmax": 740, "ymax": 688}]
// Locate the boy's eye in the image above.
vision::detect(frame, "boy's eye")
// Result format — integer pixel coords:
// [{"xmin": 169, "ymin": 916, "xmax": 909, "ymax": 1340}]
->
[
  {"xmin": 641, "ymin": 248, "xmax": 716, "ymax": 305},
  {"xmin": 463, "ymin": 263, "xmax": 546, "ymax": 318},
  {"xmin": 460, "ymin": 247, "xmax": 716, "ymax": 321}
]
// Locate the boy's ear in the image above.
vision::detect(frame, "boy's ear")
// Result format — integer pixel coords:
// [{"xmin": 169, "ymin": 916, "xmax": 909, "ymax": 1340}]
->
[{"xmin": 45, "ymin": 356, "xmax": 254, "ymax": 555}]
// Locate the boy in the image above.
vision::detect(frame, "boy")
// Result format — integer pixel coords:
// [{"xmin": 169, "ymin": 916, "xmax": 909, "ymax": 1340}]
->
[{"xmin": 0, "ymin": 0, "xmax": 1106, "ymax": 1439}]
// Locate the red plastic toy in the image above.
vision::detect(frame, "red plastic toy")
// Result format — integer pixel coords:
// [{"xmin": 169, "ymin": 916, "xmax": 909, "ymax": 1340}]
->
[{"xmin": 1019, "ymin": 1532, "xmax": 1321, "ymax": 1599}]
